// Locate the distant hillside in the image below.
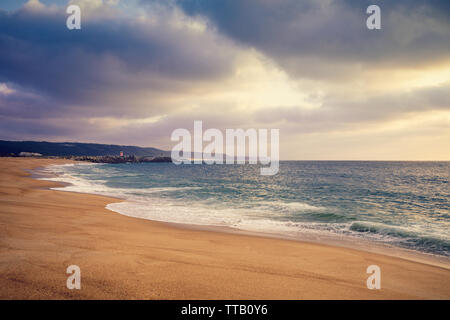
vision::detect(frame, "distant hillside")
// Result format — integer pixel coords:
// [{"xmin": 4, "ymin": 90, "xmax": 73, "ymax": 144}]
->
[{"xmin": 0, "ymin": 140, "xmax": 170, "ymax": 157}]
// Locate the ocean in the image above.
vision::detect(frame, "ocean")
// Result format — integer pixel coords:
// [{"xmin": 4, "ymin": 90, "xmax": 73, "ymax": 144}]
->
[{"xmin": 39, "ymin": 161, "xmax": 450, "ymax": 257}]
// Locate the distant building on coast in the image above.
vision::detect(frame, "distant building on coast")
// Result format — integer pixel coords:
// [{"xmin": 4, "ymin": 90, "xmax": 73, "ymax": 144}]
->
[
  {"xmin": 120, "ymin": 151, "xmax": 124, "ymax": 157},
  {"xmin": 19, "ymin": 152, "xmax": 42, "ymax": 157}
]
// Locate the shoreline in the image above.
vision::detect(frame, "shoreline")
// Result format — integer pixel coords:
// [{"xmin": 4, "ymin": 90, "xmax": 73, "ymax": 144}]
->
[
  {"xmin": 1, "ymin": 157, "xmax": 449, "ymax": 299},
  {"xmin": 37, "ymin": 161, "xmax": 450, "ymax": 269}
]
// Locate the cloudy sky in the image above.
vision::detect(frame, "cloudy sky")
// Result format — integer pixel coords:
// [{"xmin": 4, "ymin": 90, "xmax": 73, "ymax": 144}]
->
[{"xmin": 0, "ymin": 0, "xmax": 449, "ymax": 160}]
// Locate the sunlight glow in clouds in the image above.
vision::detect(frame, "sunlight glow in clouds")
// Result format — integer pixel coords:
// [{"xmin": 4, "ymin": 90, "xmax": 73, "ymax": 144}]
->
[
  {"xmin": 0, "ymin": 84, "xmax": 15, "ymax": 96},
  {"xmin": 0, "ymin": 0, "xmax": 449, "ymax": 160}
]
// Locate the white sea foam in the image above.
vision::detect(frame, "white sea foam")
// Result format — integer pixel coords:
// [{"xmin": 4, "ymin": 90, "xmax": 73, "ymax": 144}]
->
[
  {"xmin": 255, "ymin": 200, "xmax": 324, "ymax": 213},
  {"xmin": 40, "ymin": 164, "xmax": 335, "ymax": 238},
  {"xmin": 105, "ymin": 200, "xmax": 351, "ymax": 239}
]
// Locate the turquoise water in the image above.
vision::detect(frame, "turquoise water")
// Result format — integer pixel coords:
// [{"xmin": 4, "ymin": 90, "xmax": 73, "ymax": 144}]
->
[{"xmin": 43, "ymin": 161, "xmax": 450, "ymax": 257}]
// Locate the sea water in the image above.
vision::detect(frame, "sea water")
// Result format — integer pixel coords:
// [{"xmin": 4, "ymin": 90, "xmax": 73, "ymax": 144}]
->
[{"xmin": 39, "ymin": 161, "xmax": 450, "ymax": 257}]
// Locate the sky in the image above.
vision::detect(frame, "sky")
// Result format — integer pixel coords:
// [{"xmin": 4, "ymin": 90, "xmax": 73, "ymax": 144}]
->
[{"xmin": 0, "ymin": 0, "xmax": 449, "ymax": 160}]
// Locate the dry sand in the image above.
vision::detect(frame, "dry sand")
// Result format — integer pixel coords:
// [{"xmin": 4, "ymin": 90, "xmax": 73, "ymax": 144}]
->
[{"xmin": 0, "ymin": 158, "xmax": 449, "ymax": 299}]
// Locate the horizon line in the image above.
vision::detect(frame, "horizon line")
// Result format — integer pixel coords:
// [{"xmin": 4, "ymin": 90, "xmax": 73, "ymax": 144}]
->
[{"xmin": 1, "ymin": 139, "xmax": 449, "ymax": 162}]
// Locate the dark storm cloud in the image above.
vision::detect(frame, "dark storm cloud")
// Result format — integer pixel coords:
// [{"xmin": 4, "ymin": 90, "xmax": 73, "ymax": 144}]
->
[
  {"xmin": 175, "ymin": 0, "xmax": 450, "ymax": 79},
  {"xmin": 0, "ymin": 1, "xmax": 241, "ymax": 141},
  {"xmin": 0, "ymin": 3, "xmax": 235, "ymax": 108}
]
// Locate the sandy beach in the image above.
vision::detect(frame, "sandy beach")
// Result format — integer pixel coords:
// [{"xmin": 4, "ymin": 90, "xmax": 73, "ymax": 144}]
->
[{"xmin": 0, "ymin": 158, "xmax": 449, "ymax": 299}]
